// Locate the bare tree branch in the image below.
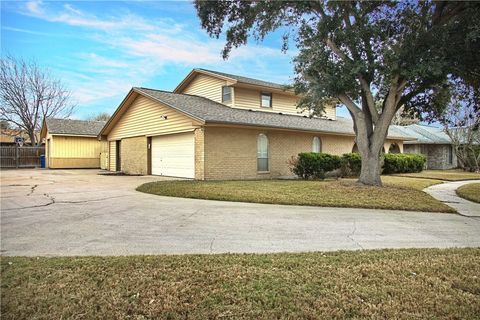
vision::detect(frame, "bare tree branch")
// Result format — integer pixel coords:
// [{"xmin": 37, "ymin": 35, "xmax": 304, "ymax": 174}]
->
[{"xmin": 0, "ymin": 55, "xmax": 75, "ymax": 145}]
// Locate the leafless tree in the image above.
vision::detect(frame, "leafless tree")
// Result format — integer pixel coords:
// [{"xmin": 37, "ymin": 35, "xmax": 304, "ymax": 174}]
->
[
  {"xmin": 0, "ymin": 55, "xmax": 75, "ymax": 146},
  {"xmin": 86, "ymin": 112, "xmax": 110, "ymax": 121},
  {"xmin": 441, "ymin": 82, "xmax": 480, "ymax": 172}
]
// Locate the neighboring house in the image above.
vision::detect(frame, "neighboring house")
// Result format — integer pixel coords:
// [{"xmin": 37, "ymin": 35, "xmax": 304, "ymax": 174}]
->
[
  {"xmin": 40, "ymin": 118, "xmax": 108, "ymax": 169},
  {"xmin": 393, "ymin": 124, "xmax": 457, "ymax": 169},
  {"xmin": 0, "ymin": 129, "xmax": 40, "ymax": 146},
  {"xmin": 99, "ymin": 68, "xmax": 412, "ymax": 179}
]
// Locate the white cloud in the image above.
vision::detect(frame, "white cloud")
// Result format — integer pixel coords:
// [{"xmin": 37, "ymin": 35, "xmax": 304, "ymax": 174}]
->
[
  {"xmin": 80, "ymin": 53, "xmax": 130, "ymax": 69},
  {"xmin": 18, "ymin": 1, "xmax": 294, "ymax": 113},
  {"xmin": 25, "ymin": 1, "xmax": 43, "ymax": 15},
  {"xmin": 110, "ymin": 34, "xmax": 221, "ymax": 65}
]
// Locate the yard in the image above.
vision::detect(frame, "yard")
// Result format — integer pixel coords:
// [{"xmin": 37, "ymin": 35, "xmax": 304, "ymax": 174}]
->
[
  {"xmin": 137, "ymin": 175, "xmax": 455, "ymax": 213},
  {"xmin": 456, "ymin": 183, "xmax": 480, "ymax": 203},
  {"xmin": 394, "ymin": 169, "xmax": 480, "ymax": 181},
  {"xmin": 1, "ymin": 248, "xmax": 479, "ymax": 319}
]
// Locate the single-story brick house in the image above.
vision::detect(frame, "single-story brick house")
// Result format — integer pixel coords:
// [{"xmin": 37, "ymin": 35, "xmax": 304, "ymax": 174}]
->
[
  {"xmin": 40, "ymin": 118, "xmax": 108, "ymax": 169},
  {"xmin": 393, "ymin": 124, "xmax": 457, "ymax": 169},
  {"xmin": 99, "ymin": 69, "xmax": 412, "ymax": 179}
]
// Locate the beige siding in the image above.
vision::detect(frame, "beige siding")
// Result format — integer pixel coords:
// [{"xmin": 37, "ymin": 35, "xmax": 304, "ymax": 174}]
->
[
  {"xmin": 182, "ymin": 74, "xmax": 227, "ymax": 104},
  {"xmin": 323, "ymin": 105, "xmax": 336, "ymax": 120},
  {"xmin": 49, "ymin": 158, "xmax": 102, "ymax": 168},
  {"xmin": 108, "ymin": 95, "xmax": 200, "ymax": 141},
  {"xmin": 109, "ymin": 141, "xmax": 116, "ymax": 171},
  {"xmin": 234, "ymin": 87, "xmax": 336, "ymax": 119},
  {"xmin": 180, "ymin": 73, "xmax": 336, "ymax": 119},
  {"xmin": 45, "ymin": 133, "xmax": 52, "ymax": 168},
  {"xmin": 47, "ymin": 135, "xmax": 107, "ymax": 169},
  {"xmin": 50, "ymin": 136, "xmax": 107, "ymax": 158}
]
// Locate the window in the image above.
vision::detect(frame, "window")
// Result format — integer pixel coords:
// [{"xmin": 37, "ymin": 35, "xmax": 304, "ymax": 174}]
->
[
  {"xmin": 257, "ymin": 134, "xmax": 269, "ymax": 171},
  {"xmin": 261, "ymin": 92, "xmax": 272, "ymax": 108},
  {"xmin": 448, "ymin": 145, "xmax": 453, "ymax": 164},
  {"xmin": 222, "ymin": 86, "xmax": 232, "ymax": 103},
  {"xmin": 312, "ymin": 137, "xmax": 321, "ymax": 153}
]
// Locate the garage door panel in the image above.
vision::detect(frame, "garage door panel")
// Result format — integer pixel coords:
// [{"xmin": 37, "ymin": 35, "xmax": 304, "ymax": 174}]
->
[{"xmin": 151, "ymin": 132, "xmax": 194, "ymax": 178}]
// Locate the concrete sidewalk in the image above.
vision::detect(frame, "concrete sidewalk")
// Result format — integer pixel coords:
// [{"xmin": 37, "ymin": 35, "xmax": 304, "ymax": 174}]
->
[
  {"xmin": 2, "ymin": 169, "xmax": 480, "ymax": 256},
  {"xmin": 424, "ymin": 180, "xmax": 480, "ymax": 217}
]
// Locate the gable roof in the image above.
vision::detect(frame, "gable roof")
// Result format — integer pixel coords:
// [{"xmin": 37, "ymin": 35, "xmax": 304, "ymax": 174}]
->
[
  {"xmin": 392, "ymin": 124, "xmax": 451, "ymax": 144},
  {"xmin": 44, "ymin": 118, "xmax": 106, "ymax": 137},
  {"xmin": 197, "ymin": 68, "xmax": 288, "ymax": 90},
  {"xmin": 100, "ymin": 87, "xmax": 413, "ymax": 140},
  {"xmin": 174, "ymin": 68, "xmax": 293, "ymax": 94}
]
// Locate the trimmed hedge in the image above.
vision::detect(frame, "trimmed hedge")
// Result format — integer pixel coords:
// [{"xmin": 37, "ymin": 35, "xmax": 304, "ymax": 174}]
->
[
  {"xmin": 291, "ymin": 152, "xmax": 425, "ymax": 179},
  {"xmin": 291, "ymin": 152, "xmax": 341, "ymax": 180},
  {"xmin": 340, "ymin": 153, "xmax": 362, "ymax": 177},
  {"xmin": 383, "ymin": 153, "xmax": 426, "ymax": 174}
]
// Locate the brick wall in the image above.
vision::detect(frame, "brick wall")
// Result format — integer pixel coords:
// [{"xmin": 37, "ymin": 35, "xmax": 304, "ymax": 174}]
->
[
  {"xmin": 194, "ymin": 128, "xmax": 205, "ymax": 180},
  {"xmin": 120, "ymin": 136, "xmax": 148, "ymax": 175},
  {"xmin": 203, "ymin": 127, "xmax": 361, "ymax": 180},
  {"xmin": 404, "ymin": 144, "xmax": 457, "ymax": 169}
]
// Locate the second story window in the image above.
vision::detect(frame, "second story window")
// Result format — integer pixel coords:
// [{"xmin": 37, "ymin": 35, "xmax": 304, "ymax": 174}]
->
[
  {"xmin": 261, "ymin": 92, "xmax": 272, "ymax": 108},
  {"xmin": 222, "ymin": 86, "xmax": 232, "ymax": 103}
]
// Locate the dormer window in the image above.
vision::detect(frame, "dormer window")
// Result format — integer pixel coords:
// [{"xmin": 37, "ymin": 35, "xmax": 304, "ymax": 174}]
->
[
  {"xmin": 261, "ymin": 92, "xmax": 272, "ymax": 108},
  {"xmin": 222, "ymin": 86, "xmax": 232, "ymax": 103}
]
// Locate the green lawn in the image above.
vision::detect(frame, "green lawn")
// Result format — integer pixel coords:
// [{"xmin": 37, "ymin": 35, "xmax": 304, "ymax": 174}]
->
[
  {"xmin": 456, "ymin": 183, "xmax": 480, "ymax": 203},
  {"xmin": 137, "ymin": 176, "xmax": 454, "ymax": 213},
  {"xmin": 394, "ymin": 169, "xmax": 480, "ymax": 181},
  {"xmin": 2, "ymin": 249, "xmax": 479, "ymax": 319}
]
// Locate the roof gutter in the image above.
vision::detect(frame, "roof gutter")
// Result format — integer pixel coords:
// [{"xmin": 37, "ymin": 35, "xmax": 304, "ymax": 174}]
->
[{"xmin": 204, "ymin": 121, "xmax": 413, "ymax": 141}]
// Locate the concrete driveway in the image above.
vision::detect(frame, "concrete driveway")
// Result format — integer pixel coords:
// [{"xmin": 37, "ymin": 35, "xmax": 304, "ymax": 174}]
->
[{"xmin": 1, "ymin": 169, "xmax": 479, "ymax": 256}]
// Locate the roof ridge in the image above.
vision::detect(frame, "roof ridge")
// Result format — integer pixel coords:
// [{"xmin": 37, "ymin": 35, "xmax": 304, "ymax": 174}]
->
[
  {"xmin": 194, "ymin": 68, "xmax": 289, "ymax": 88},
  {"xmin": 136, "ymin": 87, "xmax": 212, "ymax": 102},
  {"xmin": 47, "ymin": 117, "xmax": 106, "ymax": 123}
]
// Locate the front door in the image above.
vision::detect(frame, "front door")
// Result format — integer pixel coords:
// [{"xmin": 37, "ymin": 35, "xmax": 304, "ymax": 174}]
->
[{"xmin": 115, "ymin": 140, "xmax": 121, "ymax": 171}]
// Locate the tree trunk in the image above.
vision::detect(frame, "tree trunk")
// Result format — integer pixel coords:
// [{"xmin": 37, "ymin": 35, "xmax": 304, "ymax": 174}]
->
[
  {"xmin": 353, "ymin": 112, "xmax": 390, "ymax": 187},
  {"xmin": 358, "ymin": 151, "xmax": 382, "ymax": 186},
  {"xmin": 28, "ymin": 130, "xmax": 37, "ymax": 147}
]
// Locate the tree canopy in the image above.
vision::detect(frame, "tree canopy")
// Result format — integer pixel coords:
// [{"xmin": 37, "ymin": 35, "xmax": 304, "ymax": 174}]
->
[{"xmin": 195, "ymin": 0, "xmax": 480, "ymax": 185}]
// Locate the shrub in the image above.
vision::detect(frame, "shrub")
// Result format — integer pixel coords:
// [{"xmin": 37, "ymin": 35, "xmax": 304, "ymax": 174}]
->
[
  {"xmin": 291, "ymin": 152, "xmax": 341, "ymax": 180},
  {"xmin": 340, "ymin": 153, "xmax": 362, "ymax": 177},
  {"xmin": 383, "ymin": 153, "xmax": 426, "ymax": 174}
]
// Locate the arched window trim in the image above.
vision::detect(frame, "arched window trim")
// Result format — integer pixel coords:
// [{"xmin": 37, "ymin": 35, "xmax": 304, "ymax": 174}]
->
[
  {"xmin": 389, "ymin": 143, "xmax": 401, "ymax": 154},
  {"xmin": 352, "ymin": 143, "xmax": 359, "ymax": 153},
  {"xmin": 312, "ymin": 136, "xmax": 321, "ymax": 153},
  {"xmin": 257, "ymin": 133, "xmax": 269, "ymax": 172}
]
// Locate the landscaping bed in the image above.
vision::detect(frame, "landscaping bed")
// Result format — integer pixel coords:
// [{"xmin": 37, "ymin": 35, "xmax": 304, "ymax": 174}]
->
[
  {"xmin": 456, "ymin": 183, "xmax": 480, "ymax": 203},
  {"xmin": 2, "ymin": 248, "xmax": 479, "ymax": 319},
  {"xmin": 137, "ymin": 176, "xmax": 454, "ymax": 213}
]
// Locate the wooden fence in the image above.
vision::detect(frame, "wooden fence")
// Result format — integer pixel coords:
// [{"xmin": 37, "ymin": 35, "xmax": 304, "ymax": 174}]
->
[{"xmin": 0, "ymin": 146, "xmax": 45, "ymax": 168}]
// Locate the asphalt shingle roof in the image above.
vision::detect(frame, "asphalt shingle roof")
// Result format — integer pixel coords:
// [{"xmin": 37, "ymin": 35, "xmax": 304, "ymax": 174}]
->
[
  {"xmin": 45, "ymin": 118, "xmax": 106, "ymax": 136},
  {"xmin": 197, "ymin": 68, "xmax": 289, "ymax": 91},
  {"xmin": 135, "ymin": 88, "xmax": 412, "ymax": 140},
  {"xmin": 392, "ymin": 124, "xmax": 451, "ymax": 144}
]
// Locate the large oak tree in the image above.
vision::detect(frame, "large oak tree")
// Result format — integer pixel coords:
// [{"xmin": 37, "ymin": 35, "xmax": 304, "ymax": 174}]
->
[{"xmin": 195, "ymin": 0, "xmax": 480, "ymax": 185}]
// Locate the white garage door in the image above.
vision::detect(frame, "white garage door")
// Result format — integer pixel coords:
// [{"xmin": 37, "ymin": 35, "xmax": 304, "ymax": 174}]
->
[{"xmin": 151, "ymin": 132, "xmax": 195, "ymax": 178}]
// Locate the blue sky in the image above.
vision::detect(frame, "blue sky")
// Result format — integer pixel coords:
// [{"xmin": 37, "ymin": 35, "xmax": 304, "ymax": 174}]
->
[{"xmin": 1, "ymin": 1, "xmax": 319, "ymax": 119}]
